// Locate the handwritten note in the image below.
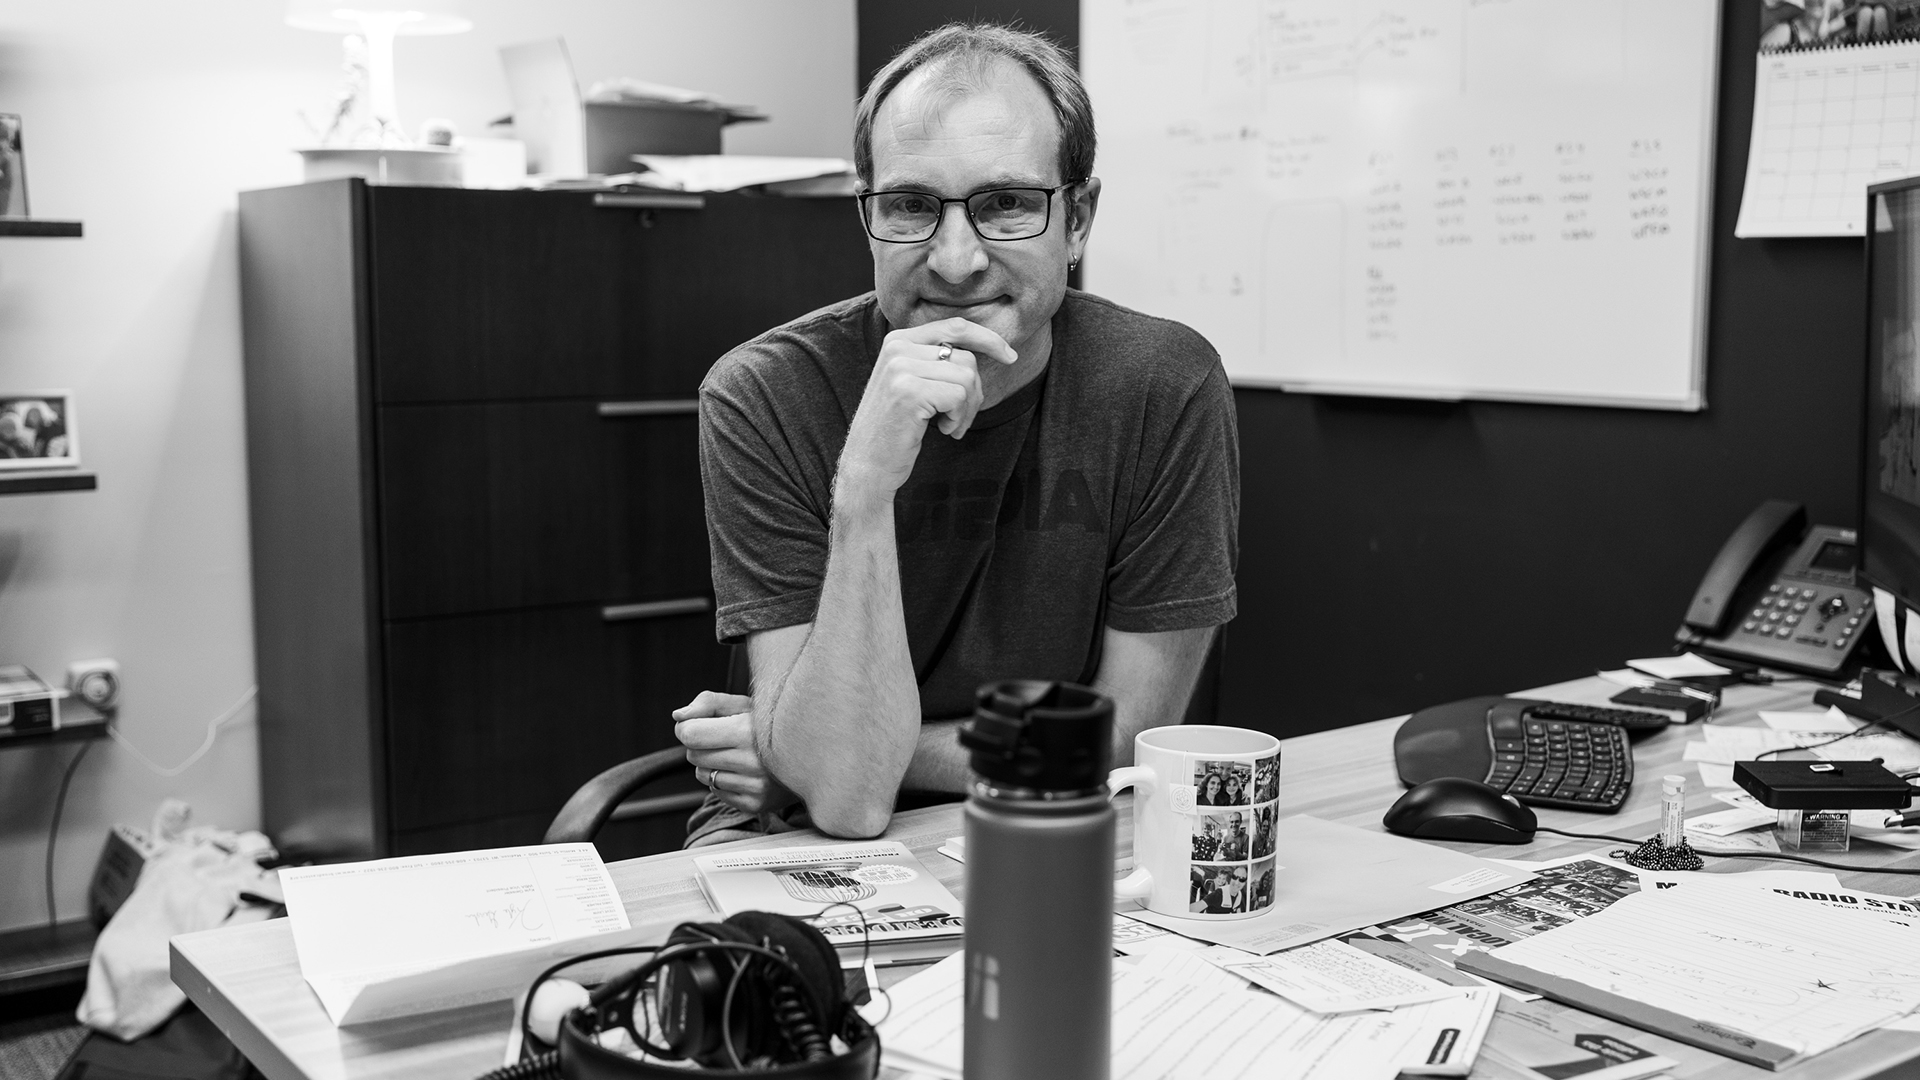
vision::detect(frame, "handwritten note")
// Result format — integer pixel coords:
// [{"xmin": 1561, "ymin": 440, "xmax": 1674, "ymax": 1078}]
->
[
  {"xmin": 281, "ymin": 844, "xmax": 629, "ymax": 1024},
  {"xmin": 1200, "ymin": 941, "xmax": 1455, "ymax": 1013}
]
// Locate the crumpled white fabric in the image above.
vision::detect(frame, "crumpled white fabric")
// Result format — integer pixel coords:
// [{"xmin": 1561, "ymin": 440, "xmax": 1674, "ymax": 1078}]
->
[{"xmin": 77, "ymin": 800, "xmax": 284, "ymax": 1040}]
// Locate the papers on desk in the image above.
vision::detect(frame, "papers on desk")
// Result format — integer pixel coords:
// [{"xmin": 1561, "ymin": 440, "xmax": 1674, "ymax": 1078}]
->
[
  {"xmin": 1760, "ymin": 707, "xmax": 1858, "ymax": 733},
  {"xmin": 1124, "ymin": 817, "xmax": 1532, "ymax": 954},
  {"xmin": 280, "ymin": 844, "xmax": 633, "ymax": 1025},
  {"xmin": 875, "ymin": 948, "xmax": 1500, "ymax": 1079},
  {"xmin": 1197, "ymin": 940, "xmax": 1459, "ymax": 1012},
  {"xmin": 1360, "ymin": 854, "xmax": 1852, "ymax": 983},
  {"xmin": 1625, "ymin": 653, "xmax": 1732, "ymax": 680},
  {"xmin": 1460, "ymin": 878, "xmax": 1920, "ymax": 1068},
  {"xmin": 1688, "ymin": 789, "xmax": 1920, "ymax": 850},
  {"xmin": 1474, "ymin": 997, "xmax": 1679, "ymax": 1080},
  {"xmin": 1681, "ymin": 726, "xmax": 1832, "ymax": 764},
  {"xmin": 1689, "ymin": 709, "xmax": 1920, "ymax": 774}
]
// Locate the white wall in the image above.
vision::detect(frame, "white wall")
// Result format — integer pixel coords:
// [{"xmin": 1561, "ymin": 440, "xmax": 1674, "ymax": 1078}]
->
[{"xmin": 0, "ymin": 0, "xmax": 855, "ymax": 933}]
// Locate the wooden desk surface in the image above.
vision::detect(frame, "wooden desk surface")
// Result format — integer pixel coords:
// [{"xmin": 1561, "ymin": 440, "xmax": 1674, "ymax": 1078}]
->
[{"xmin": 172, "ymin": 677, "xmax": 1920, "ymax": 1080}]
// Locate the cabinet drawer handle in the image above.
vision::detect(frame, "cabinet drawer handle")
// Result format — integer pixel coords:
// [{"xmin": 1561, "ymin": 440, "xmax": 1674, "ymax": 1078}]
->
[
  {"xmin": 598, "ymin": 400, "xmax": 698, "ymax": 418},
  {"xmin": 593, "ymin": 193, "xmax": 706, "ymax": 211},
  {"xmin": 601, "ymin": 597, "xmax": 711, "ymax": 622}
]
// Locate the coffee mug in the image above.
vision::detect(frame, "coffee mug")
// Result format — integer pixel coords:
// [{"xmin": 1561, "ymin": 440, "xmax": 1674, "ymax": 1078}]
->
[{"xmin": 1109, "ymin": 726, "xmax": 1282, "ymax": 920}]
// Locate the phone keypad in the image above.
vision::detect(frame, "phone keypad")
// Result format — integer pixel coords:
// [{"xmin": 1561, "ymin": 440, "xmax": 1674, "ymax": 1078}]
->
[{"xmin": 1739, "ymin": 585, "xmax": 1870, "ymax": 650}]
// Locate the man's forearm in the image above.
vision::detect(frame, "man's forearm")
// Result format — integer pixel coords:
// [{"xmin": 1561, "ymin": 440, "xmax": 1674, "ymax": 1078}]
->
[
  {"xmin": 903, "ymin": 719, "xmax": 972, "ymax": 793},
  {"xmin": 1092, "ymin": 625, "xmax": 1216, "ymax": 768},
  {"xmin": 754, "ymin": 491, "xmax": 922, "ymax": 837}
]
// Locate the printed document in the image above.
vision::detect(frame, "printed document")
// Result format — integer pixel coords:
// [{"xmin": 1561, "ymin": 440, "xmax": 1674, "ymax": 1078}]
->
[
  {"xmin": 1473, "ymin": 881, "xmax": 1920, "ymax": 1059},
  {"xmin": 876, "ymin": 949, "xmax": 1495, "ymax": 1080},
  {"xmin": 281, "ymin": 843, "xmax": 630, "ymax": 1025}
]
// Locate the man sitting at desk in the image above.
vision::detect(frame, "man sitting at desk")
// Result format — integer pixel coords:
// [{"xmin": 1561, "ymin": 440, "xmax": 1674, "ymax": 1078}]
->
[{"xmin": 672, "ymin": 23, "xmax": 1240, "ymax": 843}]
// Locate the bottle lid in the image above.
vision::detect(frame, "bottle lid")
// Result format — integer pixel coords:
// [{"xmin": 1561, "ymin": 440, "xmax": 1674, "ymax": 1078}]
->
[
  {"xmin": 958, "ymin": 681, "xmax": 1113, "ymax": 792},
  {"xmin": 1662, "ymin": 774, "xmax": 1686, "ymax": 795}
]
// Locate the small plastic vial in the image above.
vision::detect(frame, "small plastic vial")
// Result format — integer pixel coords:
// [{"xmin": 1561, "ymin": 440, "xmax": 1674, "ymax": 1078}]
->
[
  {"xmin": 1659, "ymin": 774, "xmax": 1686, "ymax": 847},
  {"xmin": 1775, "ymin": 808, "xmax": 1851, "ymax": 852}
]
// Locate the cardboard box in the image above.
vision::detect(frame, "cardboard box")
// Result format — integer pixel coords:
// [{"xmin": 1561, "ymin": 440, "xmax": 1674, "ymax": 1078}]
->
[{"xmin": 583, "ymin": 100, "xmax": 727, "ymax": 172}]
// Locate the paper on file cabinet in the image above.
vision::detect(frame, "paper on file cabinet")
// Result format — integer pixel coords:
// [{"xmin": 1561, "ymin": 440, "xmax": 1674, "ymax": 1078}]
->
[
  {"xmin": 630, "ymin": 155, "xmax": 851, "ymax": 192},
  {"xmin": 1125, "ymin": 816, "xmax": 1532, "ymax": 954},
  {"xmin": 280, "ymin": 844, "xmax": 631, "ymax": 1025}
]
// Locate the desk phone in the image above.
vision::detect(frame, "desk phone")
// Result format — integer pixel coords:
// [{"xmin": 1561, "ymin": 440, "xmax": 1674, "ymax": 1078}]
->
[{"xmin": 1674, "ymin": 500, "xmax": 1872, "ymax": 676}]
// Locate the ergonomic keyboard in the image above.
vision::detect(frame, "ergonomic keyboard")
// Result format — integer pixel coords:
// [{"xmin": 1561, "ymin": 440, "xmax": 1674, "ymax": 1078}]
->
[
  {"xmin": 1482, "ymin": 700, "xmax": 1635, "ymax": 812},
  {"xmin": 1394, "ymin": 695, "xmax": 1674, "ymax": 814}
]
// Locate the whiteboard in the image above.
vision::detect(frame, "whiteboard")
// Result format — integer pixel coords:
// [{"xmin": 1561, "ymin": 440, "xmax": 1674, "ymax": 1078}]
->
[{"xmin": 1081, "ymin": 0, "xmax": 1720, "ymax": 410}]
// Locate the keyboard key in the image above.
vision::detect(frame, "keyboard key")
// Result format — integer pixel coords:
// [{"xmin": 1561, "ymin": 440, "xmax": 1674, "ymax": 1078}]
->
[{"xmin": 1487, "ymin": 712, "xmax": 1633, "ymax": 815}]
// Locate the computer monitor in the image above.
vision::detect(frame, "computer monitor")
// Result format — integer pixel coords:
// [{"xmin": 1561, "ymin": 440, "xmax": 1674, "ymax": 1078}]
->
[{"xmin": 1860, "ymin": 176, "xmax": 1920, "ymax": 621}]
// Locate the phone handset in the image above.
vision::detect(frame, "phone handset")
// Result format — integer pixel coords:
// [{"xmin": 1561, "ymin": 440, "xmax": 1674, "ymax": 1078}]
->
[{"xmin": 1682, "ymin": 499, "xmax": 1807, "ymax": 635}]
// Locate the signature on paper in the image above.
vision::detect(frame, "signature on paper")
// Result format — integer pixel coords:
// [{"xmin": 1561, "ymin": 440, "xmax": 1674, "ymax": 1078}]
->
[{"xmin": 466, "ymin": 898, "xmax": 544, "ymax": 932}]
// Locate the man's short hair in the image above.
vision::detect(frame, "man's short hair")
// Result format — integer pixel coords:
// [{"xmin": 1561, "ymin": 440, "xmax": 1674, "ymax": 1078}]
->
[{"xmin": 853, "ymin": 22, "xmax": 1095, "ymax": 191}]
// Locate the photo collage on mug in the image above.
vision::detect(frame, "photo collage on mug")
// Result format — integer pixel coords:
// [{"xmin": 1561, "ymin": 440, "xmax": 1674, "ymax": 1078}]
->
[{"xmin": 1189, "ymin": 754, "xmax": 1279, "ymax": 915}]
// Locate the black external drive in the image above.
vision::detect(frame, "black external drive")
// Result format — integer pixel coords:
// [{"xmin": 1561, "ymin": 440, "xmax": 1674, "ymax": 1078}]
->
[{"xmin": 1733, "ymin": 760, "xmax": 1913, "ymax": 810}]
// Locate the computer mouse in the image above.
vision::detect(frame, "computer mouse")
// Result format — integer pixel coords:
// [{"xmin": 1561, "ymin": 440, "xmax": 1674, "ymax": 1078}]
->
[{"xmin": 1382, "ymin": 777, "xmax": 1538, "ymax": 844}]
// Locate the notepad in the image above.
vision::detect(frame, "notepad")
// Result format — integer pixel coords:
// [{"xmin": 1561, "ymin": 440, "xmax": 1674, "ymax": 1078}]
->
[{"xmin": 1460, "ymin": 881, "xmax": 1920, "ymax": 1067}]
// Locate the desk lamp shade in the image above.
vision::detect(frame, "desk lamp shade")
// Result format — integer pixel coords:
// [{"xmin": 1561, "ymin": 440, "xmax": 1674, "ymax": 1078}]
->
[{"xmin": 286, "ymin": 1, "xmax": 471, "ymax": 145}]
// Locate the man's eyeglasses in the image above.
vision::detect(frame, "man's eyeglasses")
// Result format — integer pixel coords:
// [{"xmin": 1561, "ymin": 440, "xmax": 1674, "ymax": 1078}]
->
[{"xmin": 857, "ymin": 181, "xmax": 1084, "ymax": 244}]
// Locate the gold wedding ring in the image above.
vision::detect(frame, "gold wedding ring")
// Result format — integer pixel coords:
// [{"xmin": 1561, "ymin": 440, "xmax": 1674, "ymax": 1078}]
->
[{"xmin": 936, "ymin": 342, "xmax": 954, "ymax": 362}]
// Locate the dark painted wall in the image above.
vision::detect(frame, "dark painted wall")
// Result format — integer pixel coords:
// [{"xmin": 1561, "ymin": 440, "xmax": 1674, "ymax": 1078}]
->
[
  {"xmin": 858, "ymin": 2, "xmax": 1078, "ymax": 89},
  {"xmin": 855, "ymin": 2, "xmax": 1864, "ymax": 736}
]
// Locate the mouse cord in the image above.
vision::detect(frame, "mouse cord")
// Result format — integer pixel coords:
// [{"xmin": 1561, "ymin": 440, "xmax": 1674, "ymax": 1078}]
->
[{"xmin": 1533, "ymin": 825, "xmax": 1920, "ymax": 875}]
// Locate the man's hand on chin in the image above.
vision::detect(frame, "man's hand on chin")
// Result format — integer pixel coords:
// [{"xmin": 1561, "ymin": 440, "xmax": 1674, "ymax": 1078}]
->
[
  {"xmin": 673, "ymin": 690, "xmax": 796, "ymax": 816},
  {"xmin": 836, "ymin": 317, "xmax": 1016, "ymax": 501}
]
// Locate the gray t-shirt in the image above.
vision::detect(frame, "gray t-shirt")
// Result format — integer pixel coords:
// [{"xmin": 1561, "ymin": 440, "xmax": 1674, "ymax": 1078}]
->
[{"xmin": 699, "ymin": 288, "xmax": 1240, "ymax": 724}]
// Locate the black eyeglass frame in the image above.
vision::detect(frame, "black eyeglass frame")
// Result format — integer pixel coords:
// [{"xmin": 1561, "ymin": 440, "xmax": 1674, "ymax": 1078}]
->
[{"xmin": 856, "ymin": 180, "xmax": 1088, "ymax": 244}]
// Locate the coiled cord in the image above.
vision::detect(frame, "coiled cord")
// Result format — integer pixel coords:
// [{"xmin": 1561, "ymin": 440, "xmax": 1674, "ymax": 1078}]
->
[
  {"xmin": 769, "ymin": 976, "xmax": 830, "ymax": 1062},
  {"xmin": 473, "ymin": 1051, "xmax": 560, "ymax": 1080}
]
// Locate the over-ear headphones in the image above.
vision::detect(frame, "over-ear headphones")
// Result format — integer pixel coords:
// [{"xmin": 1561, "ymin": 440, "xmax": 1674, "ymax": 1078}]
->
[{"xmin": 480, "ymin": 912, "xmax": 880, "ymax": 1080}]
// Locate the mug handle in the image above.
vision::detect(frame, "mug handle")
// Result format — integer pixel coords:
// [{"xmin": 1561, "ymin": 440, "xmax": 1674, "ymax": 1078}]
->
[{"xmin": 1107, "ymin": 766, "xmax": 1155, "ymax": 900}]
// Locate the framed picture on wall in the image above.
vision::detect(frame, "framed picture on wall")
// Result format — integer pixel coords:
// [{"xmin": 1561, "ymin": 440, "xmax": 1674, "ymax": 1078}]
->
[
  {"xmin": 0, "ymin": 114, "xmax": 27, "ymax": 218},
  {"xmin": 0, "ymin": 393, "xmax": 78, "ymax": 470}
]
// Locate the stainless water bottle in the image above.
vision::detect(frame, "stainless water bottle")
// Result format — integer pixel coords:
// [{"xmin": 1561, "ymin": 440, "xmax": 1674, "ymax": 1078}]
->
[{"xmin": 958, "ymin": 680, "xmax": 1114, "ymax": 1080}]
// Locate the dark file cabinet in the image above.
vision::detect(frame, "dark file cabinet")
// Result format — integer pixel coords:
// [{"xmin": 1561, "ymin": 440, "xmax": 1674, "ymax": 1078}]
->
[{"xmin": 238, "ymin": 180, "xmax": 871, "ymax": 859}]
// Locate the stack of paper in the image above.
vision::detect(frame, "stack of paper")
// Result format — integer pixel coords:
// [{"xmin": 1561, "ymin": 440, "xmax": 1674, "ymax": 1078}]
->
[
  {"xmin": 280, "ymin": 844, "xmax": 635, "ymax": 1025},
  {"xmin": 630, "ymin": 155, "xmax": 853, "ymax": 193}
]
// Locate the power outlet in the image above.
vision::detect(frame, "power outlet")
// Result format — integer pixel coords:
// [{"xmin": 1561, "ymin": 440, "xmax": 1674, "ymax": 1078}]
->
[{"xmin": 66, "ymin": 658, "xmax": 120, "ymax": 711}]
